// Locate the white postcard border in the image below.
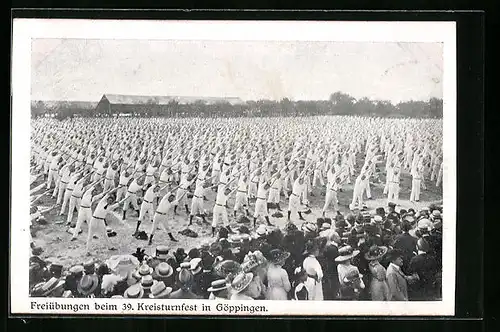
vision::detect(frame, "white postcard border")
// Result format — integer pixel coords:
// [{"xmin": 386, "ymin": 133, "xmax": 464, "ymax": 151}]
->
[{"xmin": 11, "ymin": 19, "xmax": 456, "ymax": 316}]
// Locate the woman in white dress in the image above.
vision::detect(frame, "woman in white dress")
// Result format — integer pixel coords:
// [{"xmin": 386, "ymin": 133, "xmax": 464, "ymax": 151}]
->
[
  {"xmin": 265, "ymin": 249, "xmax": 291, "ymax": 300},
  {"xmin": 302, "ymin": 240, "xmax": 324, "ymax": 301}
]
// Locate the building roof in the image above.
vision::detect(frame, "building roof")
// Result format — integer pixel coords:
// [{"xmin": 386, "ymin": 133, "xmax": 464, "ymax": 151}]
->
[{"xmin": 102, "ymin": 94, "xmax": 245, "ymax": 106}]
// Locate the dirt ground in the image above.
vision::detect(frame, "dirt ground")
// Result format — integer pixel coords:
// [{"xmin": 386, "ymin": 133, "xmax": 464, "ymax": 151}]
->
[{"xmin": 30, "ymin": 163, "xmax": 442, "ymax": 269}]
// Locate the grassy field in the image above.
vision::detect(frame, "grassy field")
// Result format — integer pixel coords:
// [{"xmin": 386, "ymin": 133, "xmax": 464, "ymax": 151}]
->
[{"xmin": 30, "ymin": 161, "xmax": 442, "ymax": 269}]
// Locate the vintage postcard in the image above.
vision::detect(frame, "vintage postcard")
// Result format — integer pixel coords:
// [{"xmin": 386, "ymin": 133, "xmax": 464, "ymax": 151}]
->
[{"xmin": 11, "ymin": 19, "xmax": 456, "ymax": 316}]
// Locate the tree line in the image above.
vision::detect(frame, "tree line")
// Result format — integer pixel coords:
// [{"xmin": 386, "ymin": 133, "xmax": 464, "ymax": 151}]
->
[{"xmin": 31, "ymin": 91, "xmax": 443, "ymax": 119}]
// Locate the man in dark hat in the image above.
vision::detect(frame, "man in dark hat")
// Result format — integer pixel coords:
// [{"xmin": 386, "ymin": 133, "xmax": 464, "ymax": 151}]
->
[
  {"xmin": 392, "ymin": 221, "xmax": 417, "ymax": 273},
  {"xmin": 195, "ymin": 252, "xmax": 217, "ymax": 299},
  {"xmin": 169, "ymin": 264, "xmax": 202, "ymax": 299},
  {"xmin": 387, "ymin": 202, "xmax": 400, "ymax": 220},
  {"xmin": 407, "ymin": 238, "xmax": 440, "ymax": 300},
  {"xmin": 386, "ymin": 249, "xmax": 409, "ymax": 301}
]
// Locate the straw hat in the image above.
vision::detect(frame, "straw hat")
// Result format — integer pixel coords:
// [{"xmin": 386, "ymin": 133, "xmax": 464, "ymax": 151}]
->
[
  {"xmin": 106, "ymin": 255, "xmax": 140, "ymax": 278},
  {"xmin": 140, "ymin": 275, "xmax": 154, "ymax": 290},
  {"xmin": 149, "ymin": 281, "xmax": 172, "ymax": 299},
  {"xmin": 153, "ymin": 262, "xmax": 173, "ymax": 280},
  {"xmin": 207, "ymin": 279, "xmax": 229, "ymax": 293},
  {"xmin": 213, "ymin": 260, "xmax": 242, "ymax": 278},
  {"xmin": 77, "ymin": 274, "xmax": 99, "ymax": 296},
  {"xmin": 134, "ymin": 263, "xmax": 153, "ymax": 279},
  {"xmin": 189, "ymin": 257, "xmax": 203, "ymax": 275},
  {"xmin": 335, "ymin": 245, "xmax": 360, "ymax": 262},
  {"xmin": 155, "ymin": 245, "xmax": 170, "ymax": 260},
  {"xmin": 124, "ymin": 283, "xmax": 144, "ymax": 299},
  {"xmin": 40, "ymin": 277, "xmax": 60, "ymax": 297},
  {"xmin": 364, "ymin": 245, "xmax": 388, "ymax": 261},
  {"xmin": 268, "ymin": 249, "xmax": 290, "ymax": 266},
  {"xmin": 176, "ymin": 261, "xmax": 191, "ymax": 272},
  {"xmin": 230, "ymin": 272, "xmax": 253, "ymax": 294}
]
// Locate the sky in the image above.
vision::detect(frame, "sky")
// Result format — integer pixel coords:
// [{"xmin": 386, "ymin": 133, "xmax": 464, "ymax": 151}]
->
[{"xmin": 31, "ymin": 39, "xmax": 443, "ymax": 104}]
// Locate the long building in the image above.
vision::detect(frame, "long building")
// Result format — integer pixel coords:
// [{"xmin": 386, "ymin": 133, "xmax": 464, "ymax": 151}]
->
[{"xmin": 94, "ymin": 94, "xmax": 245, "ymax": 115}]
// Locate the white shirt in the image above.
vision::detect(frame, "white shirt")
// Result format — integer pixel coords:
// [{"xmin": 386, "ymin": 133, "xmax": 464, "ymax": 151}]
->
[
  {"xmin": 143, "ymin": 186, "xmax": 158, "ymax": 203},
  {"xmin": 215, "ymin": 190, "xmax": 229, "ymax": 206}
]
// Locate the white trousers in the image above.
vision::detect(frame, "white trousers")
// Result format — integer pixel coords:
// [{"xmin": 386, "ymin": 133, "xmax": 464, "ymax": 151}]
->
[
  {"xmin": 59, "ymin": 188, "xmax": 72, "ymax": 214},
  {"xmin": 254, "ymin": 198, "xmax": 269, "ymax": 218},
  {"xmin": 322, "ymin": 189, "xmax": 338, "ymax": 214},
  {"xmin": 116, "ymin": 186, "xmax": 127, "ymax": 202},
  {"xmin": 267, "ymin": 188, "xmax": 280, "ymax": 204},
  {"xmin": 174, "ymin": 188, "xmax": 187, "ymax": 207},
  {"xmin": 190, "ymin": 197, "xmax": 205, "ymax": 216},
  {"xmin": 288, "ymin": 194, "xmax": 301, "ymax": 215},
  {"xmin": 150, "ymin": 212, "xmax": 169, "ymax": 236},
  {"xmin": 66, "ymin": 195, "xmax": 81, "ymax": 224},
  {"xmin": 46, "ymin": 169, "xmax": 58, "ymax": 189},
  {"xmin": 72, "ymin": 206, "xmax": 92, "ymax": 239},
  {"xmin": 234, "ymin": 191, "xmax": 248, "ymax": 211},
  {"xmin": 361, "ymin": 179, "xmax": 371, "ymax": 199},
  {"xmin": 104, "ymin": 179, "xmax": 115, "ymax": 192},
  {"xmin": 387, "ymin": 182, "xmax": 400, "ymax": 202},
  {"xmin": 212, "ymin": 205, "xmax": 229, "ymax": 227},
  {"xmin": 313, "ymin": 170, "xmax": 324, "ymax": 187},
  {"xmin": 122, "ymin": 193, "xmax": 139, "ymax": 212},
  {"xmin": 139, "ymin": 201, "xmax": 155, "ymax": 222},
  {"xmin": 410, "ymin": 178, "xmax": 421, "ymax": 201},
  {"xmin": 86, "ymin": 217, "xmax": 111, "ymax": 253},
  {"xmin": 350, "ymin": 184, "xmax": 364, "ymax": 209}
]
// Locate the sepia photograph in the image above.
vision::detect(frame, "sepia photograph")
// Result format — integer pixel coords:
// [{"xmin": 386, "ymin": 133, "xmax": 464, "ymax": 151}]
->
[{"xmin": 11, "ymin": 19, "xmax": 456, "ymax": 316}]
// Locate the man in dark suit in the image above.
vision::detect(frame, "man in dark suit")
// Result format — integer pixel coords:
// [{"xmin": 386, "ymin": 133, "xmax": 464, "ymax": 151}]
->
[
  {"xmin": 392, "ymin": 221, "xmax": 417, "ymax": 273},
  {"xmin": 408, "ymin": 238, "xmax": 439, "ymax": 301},
  {"xmin": 169, "ymin": 265, "xmax": 202, "ymax": 299}
]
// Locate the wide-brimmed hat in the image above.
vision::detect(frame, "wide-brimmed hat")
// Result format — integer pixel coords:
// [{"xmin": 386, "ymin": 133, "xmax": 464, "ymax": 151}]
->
[
  {"xmin": 213, "ymin": 260, "xmax": 243, "ymax": 278},
  {"xmin": 149, "ymin": 281, "xmax": 172, "ymax": 299},
  {"xmin": 77, "ymin": 274, "xmax": 99, "ymax": 296},
  {"xmin": 155, "ymin": 245, "xmax": 170, "ymax": 260},
  {"xmin": 140, "ymin": 275, "xmax": 154, "ymax": 290},
  {"xmin": 301, "ymin": 222, "xmax": 318, "ymax": 234},
  {"xmin": 123, "ymin": 283, "xmax": 144, "ymax": 299},
  {"xmin": 153, "ymin": 262, "xmax": 173, "ymax": 280},
  {"xmin": 228, "ymin": 234, "xmax": 242, "ymax": 244},
  {"xmin": 178, "ymin": 267, "xmax": 194, "ymax": 287},
  {"xmin": 268, "ymin": 249, "xmax": 290, "ymax": 265},
  {"xmin": 241, "ymin": 251, "xmax": 267, "ymax": 272},
  {"xmin": 417, "ymin": 218, "xmax": 433, "ymax": 231},
  {"xmin": 39, "ymin": 277, "xmax": 59, "ymax": 297},
  {"xmin": 240, "ymin": 233, "xmax": 251, "ymax": 243},
  {"xmin": 176, "ymin": 261, "xmax": 191, "ymax": 272},
  {"xmin": 335, "ymin": 245, "xmax": 360, "ymax": 262},
  {"xmin": 230, "ymin": 272, "xmax": 253, "ymax": 294},
  {"xmin": 364, "ymin": 245, "xmax": 388, "ymax": 261},
  {"xmin": 134, "ymin": 263, "xmax": 153, "ymax": 278},
  {"xmin": 189, "ymin": 257, "xmax": 203, "ymax": 275},
  {"xmin": 207, "ymin": 279, "xmax": 229, "ymax": 293},
  {"xmin": 106, "ymin": 255, "xmax": 140, "ymax": 278}
]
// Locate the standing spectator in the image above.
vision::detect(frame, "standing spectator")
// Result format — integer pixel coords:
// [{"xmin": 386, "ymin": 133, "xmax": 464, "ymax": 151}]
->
[
  {"xmin": 386, "ymin": 249, "xmax": 409, "ymax": 301},
  {"xmin": 364, "ymin": 245, "xmax": 390, "ymax": 301},
  {"xmin": 265, "ymin": 249, "xmax": 291, "ymax": 300}
]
